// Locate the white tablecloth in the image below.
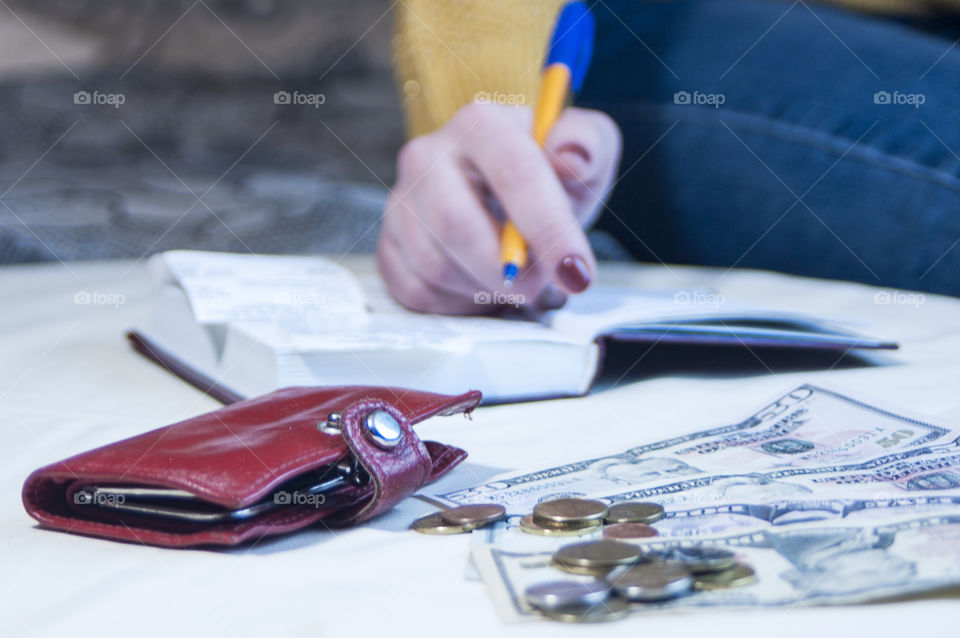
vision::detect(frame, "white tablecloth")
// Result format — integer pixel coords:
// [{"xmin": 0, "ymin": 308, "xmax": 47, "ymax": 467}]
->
[{"xmin": 2, "ymin": 257, "xmax": 959, "ymax": 637}]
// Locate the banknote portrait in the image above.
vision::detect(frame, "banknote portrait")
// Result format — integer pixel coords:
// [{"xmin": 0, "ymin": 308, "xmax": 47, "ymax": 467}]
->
[
  {"xmin": 776, "ymin": 529, "xmax": 916, "ymax": 596},
  {"xmin": 589, "ymin": 455, "xmax": 701, "ymax": 487}
]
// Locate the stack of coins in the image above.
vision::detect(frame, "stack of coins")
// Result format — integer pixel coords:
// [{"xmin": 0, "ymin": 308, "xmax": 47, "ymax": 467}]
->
[
  {"xmin": 552, "ymin": 540, "xmax": 644, "ymax": 576},
  {"xmin": 410, "ymin": 504, "xmax": 506, "ymax": 535},
  {"xmin": 518, "ymin": 498, "xmax": 666, "ymax": 540},
  {"xmin": 647, "ymin": 547, "xmax": 757, "ymax": 591},
  {"xmin": 409, "ymin": 497, "xmax": 756, "ymax": 623},
  {"xmin": 525, "ymin": 540, "xmax": 757, "ymax": 623},
  {"xmin": 521, "ymin": 498, "xmax": 608, "ymax": 536},
  {"xmin": 410, "ymin": 497, "xmax": 667, "ymax": 540},
  {"xmin": 524, "ymin": 580, "xmax": 629, "ymax": 624}
]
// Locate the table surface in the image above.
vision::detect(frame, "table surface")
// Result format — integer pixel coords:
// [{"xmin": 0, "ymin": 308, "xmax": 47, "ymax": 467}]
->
[{"xmin": 3, "ymin": 256, "xmax": 960, "ymax": 637}]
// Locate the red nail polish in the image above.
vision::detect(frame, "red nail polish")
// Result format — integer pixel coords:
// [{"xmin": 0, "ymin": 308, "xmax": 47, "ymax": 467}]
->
[{"xmin": 557, "ymin": 255, "xmax": 591, "ymax": 293}]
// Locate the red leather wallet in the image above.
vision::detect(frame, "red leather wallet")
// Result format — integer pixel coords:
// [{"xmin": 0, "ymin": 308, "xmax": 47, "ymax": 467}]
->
[{"xmin": 22, "ymin": 386, "xmax": 481, "ymax": 547}]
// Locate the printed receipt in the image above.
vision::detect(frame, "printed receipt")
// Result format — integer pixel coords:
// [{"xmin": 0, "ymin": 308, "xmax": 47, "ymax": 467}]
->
[
  {"xmin": 154, "ymin": 250, "xmax": 369, "ymax": 325},
  {"xmin": 151, "ymin": 250, "xmax": 578, "ymax": 353}
]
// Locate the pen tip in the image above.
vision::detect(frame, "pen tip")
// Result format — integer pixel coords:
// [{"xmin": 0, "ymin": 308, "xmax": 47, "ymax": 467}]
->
[{"xmin": 503, "ymin": 263, "xmax": 518, "ymax": 289}]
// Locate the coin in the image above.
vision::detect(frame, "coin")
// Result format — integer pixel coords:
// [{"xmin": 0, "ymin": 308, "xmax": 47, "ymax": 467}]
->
[
  {"xmin": 553, "ymin": 540, "xmax": 643, "ymax": 571},
  {"xmin": 538, "ymin": 596, "xmax": 630, "ymax": 623},
  {"xmin": 693, "ymin": 563, "xmax": 757, "ymax": 590},
  {"xmin": 603, "ymin": 522, "xmax": 659, "ymax": 541},
  {"xmin": 606, "ymin": 563, "xmax": 693, "ymax": 601},
  {"xmin": 533, "ymin": 498, "xmax": 608, "ymax": 529},
  {"xmin": 439, "ymin": 504, "xmax": 506, "ymax": 527},
  {"xmin": 410, "ymin": 512, "xmax": 478, "ymax": 535},
  {"xmin": 652, "ymin": 546, "xmax": 737, "ymax": 573},
  {"xmin": 520, "ymin": 515, "xmax": 600, "ymax": 537},
  {"xmin": 525, "ymin": 580, "xmax": 610, "ymax": 611},
  {"xmin": 605, "ymin": 502, "xmax": 665, "ymax": 525}
]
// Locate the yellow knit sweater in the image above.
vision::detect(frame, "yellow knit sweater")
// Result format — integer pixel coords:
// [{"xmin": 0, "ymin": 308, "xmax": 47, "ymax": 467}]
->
[{"xmin": 394, "ymin": 0, "xmax": 957, "ymax": 138}]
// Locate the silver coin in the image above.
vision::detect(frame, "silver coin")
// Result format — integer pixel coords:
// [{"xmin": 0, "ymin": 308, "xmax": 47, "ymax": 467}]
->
[
  {"xmin": 525, "ymin": 580, "xmax": 610, "ymax": 611},
  {"xmin": 607, "ymin": 563, "xmax": 693, "ymax": 601},
  {"xmin": 654, "ymin": 546, "xmax": 737, "ymax": 573}
]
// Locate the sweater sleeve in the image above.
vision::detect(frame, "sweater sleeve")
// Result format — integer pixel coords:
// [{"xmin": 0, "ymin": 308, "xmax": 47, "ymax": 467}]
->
[
  {"xmin": 392, "ymin": 0, "xmax": 960, "ymax": 139},
  {"xmin": 393, "ymin": 0, "xmax": 567, "ymax": 138}
]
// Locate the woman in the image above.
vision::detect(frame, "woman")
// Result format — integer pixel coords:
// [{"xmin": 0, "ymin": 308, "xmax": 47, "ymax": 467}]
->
[{"xmin": 378, "ymin": 0, "xmax": 960, "ymax": 313}]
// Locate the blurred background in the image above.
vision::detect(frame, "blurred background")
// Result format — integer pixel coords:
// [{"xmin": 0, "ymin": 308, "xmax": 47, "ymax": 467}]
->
[{"xmin": 0, "ymin": 0, "xmax": 404, "ymax": 263}]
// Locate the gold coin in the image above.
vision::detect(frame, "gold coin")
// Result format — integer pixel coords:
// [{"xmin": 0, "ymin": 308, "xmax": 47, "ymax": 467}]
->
[
  {"xmin": 439, "ymin": 504, "xmax": 506, "ymax": 527},
  {"xmin": 553, "ymin": 540, "xmax": 643, "ymax": 570},
  {"xmin": 410, "ymin": 512, "xmax": 478, "ymax": 535},
  {"xmin": 533, "ymin": 498, "xmax": 608, "ymax": 529},
  {"xmin": 520, "ymin": 515, "xmax": 600, "ymax": 537},
  {"xmin": 603, "ymin": 522, "xmax": 659, "ymax": 541},
  {"xmin": 693, "ymin": 563, "xmax": 757, "ymax": 590},
  {"xmin": 538, "ymin": 596, "xmax": 629, "ymax": 623},
  {"xmin": 605, "ymin": 502, "xmax": 665, "ymax": 524},
  {"xmin": 550, "ymin": 559, "xmax": 617, "ymax": 577}
]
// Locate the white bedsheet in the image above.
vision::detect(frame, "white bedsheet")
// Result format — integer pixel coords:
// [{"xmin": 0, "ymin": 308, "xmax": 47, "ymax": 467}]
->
[{"xmin": 2, "ymin": 257, "xmax": 959, "ymax": 637}]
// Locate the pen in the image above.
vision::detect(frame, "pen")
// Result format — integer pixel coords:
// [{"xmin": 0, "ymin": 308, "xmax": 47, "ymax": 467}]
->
[{"xmin": 501, "ymin": 1, "xmax": 596, "ymax": 288}]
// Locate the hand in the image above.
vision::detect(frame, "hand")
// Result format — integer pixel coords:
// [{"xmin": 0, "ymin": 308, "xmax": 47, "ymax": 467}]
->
[{"xmin": 377, "ymin": 102, "xmax": 622, "ymax": 314}]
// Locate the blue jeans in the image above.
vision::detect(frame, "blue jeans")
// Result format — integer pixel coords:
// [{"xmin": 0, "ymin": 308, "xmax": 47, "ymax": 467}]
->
[{"xmin": 579, "ymin": 0, "xmax": 960, "ymax": 296}]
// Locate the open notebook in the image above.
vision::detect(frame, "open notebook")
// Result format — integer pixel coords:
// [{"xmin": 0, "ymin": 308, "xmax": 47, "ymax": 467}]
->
[{"xmin": 130, "ymin": 251, "xmax": 897, "ymax": 404}]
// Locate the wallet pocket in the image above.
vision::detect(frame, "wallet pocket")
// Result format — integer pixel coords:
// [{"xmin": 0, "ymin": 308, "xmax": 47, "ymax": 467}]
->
[{"xmin": 22, "ymin": 386, "xmax": 481, "ymax": 547}]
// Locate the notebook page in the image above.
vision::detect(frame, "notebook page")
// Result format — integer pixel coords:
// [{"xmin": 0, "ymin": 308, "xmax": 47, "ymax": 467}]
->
[{"xmin": 544, "ymin": 285, "xmax": 826, "ymax": 342}]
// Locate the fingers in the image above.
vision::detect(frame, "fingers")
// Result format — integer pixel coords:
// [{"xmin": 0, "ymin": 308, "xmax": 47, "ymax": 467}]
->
[
  {"xmin": 376, "ymin": 233, "xmax": 484, "ymax": 315},
  {"xmin": 544, "ymin": 108, "xmax": 623, "ymax": 226},
  {"xmin": 453, "ymin": 103, "xmax": 596, "ymax": 294},
  {"xmin": 395, "ymin": 151, "xmax": 501, "ymax": 295},
  {"xmin": 383, "ymin": 130, "xmax": 545, "ymax": 313},
  {"xmin": 378, "ymin": 102, "xmax": 621, "ymax": 314}
]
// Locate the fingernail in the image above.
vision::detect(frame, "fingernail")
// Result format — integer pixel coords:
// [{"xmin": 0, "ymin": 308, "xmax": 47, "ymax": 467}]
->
[
  {"xmin": 534, "ymin": 284, "xmax": 568, "ymax": 311},
  {"xmin": 556, "ymin": 254, "xmax": 591, "ymax": 293}
]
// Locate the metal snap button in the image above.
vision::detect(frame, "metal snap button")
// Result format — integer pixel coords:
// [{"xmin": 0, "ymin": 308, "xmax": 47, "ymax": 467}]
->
[
  {"xmin": 364, "ymin": 410, "xmax": 402, "ymax": 449},
  {"xmin": 317, "ymin": 411, "xmax": 342, "ymax": 435}
]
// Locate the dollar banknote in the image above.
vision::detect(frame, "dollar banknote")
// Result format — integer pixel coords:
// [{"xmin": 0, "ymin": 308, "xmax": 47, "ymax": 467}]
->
[
  {"xmin": 435, "ymin": 385, "xmax": 952, "ymax": 512},
  {"xmin": 472, "ymin": 514, "xmax": 960, "ymax": 623},
  {"xmin": 599, "ymin": 438, "xmax": 960, "ymax": 511}
]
